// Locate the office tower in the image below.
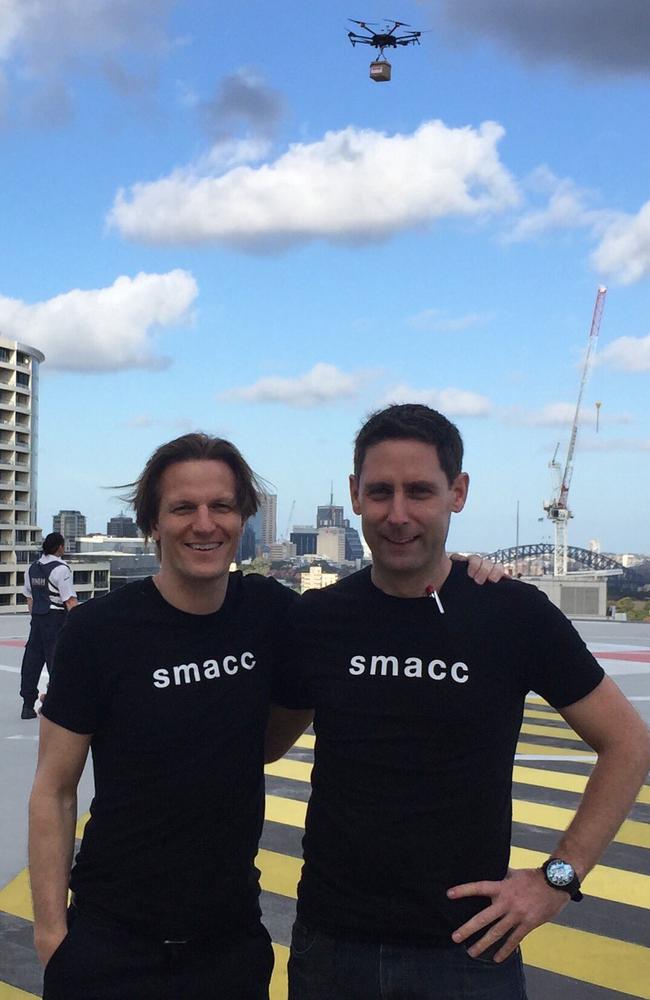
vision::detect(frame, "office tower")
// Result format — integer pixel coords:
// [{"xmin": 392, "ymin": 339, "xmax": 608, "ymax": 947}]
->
[
  {"xmin": 0, "ymin": 337, "xmax": 45, "ymax": 612},
  {"xmin": 344, "ymin": 519, "xmax": 364, "ymax": 562},
  {"xmin": 317, "ymin": 485, "xmax": 344, "ymax": 529},
  {"xmin": 107, "ymin": 514, "xmax": 138, "ymax": 538},
  {"xmin": 317, "ymin": 526, "xmax": 346, "ymax": 564},
  {"xmin": 290, "ymin": 525, "xmax": 318, "ymax": 557},
  {"xmin": 53, "ymin": 510, "xmax": 87, "ymax": 551}
]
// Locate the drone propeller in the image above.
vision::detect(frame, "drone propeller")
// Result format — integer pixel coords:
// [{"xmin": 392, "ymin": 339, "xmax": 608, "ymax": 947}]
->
[{"xmin": 348, "ymin": 18, "xmax": 379, "ymax": 26}]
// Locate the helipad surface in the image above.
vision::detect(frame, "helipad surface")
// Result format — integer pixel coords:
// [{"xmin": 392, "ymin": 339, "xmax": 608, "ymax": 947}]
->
[{"xmin": 1, "ymin": 614, "xmax": 649, "ymax": 999}]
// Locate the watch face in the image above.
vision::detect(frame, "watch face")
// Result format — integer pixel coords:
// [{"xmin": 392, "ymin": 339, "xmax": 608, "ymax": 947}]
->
[{"xmin": 546, "ymin": 860, "xmax": 575, "ymax": 887}]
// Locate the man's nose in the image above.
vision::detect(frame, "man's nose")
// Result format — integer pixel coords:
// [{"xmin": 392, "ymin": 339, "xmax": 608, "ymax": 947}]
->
[
  {"xmin": 193, "ymin": 505, "xmax": 215, "ymax": 532},
  {"xmin": 387, "ymin": 493, "xmax": 408, "ymax": 524}
]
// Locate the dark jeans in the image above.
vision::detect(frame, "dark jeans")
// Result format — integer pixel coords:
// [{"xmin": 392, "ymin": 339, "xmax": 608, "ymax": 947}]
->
[
  {"xmin": 20, "ymin": 611, "xmax": 65, "ymax": 705},
  {"xmin": 43, "ymin": 905, "xmax": 274, "ymax": 1000},
  {"xmin": 288, "ymin": 920, "xmax": 528, "ymax": 1000}
]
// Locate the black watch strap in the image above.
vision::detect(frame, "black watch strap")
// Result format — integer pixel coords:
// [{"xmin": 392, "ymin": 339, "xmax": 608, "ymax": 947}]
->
[{"xmin": 541, "ymin": 858, "xmax": 583, "ymax": 902}]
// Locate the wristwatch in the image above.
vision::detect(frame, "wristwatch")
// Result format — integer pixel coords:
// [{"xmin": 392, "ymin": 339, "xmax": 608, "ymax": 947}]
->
[{"xmin": 541, "ymin": 858, "xmax": 583, "ymax": 901}]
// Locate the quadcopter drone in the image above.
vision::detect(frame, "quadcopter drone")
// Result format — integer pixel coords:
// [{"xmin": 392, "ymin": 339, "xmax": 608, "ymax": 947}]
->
[{"xmin": 348, "ymin": 19, "xmax": 422, "ymax": 81}]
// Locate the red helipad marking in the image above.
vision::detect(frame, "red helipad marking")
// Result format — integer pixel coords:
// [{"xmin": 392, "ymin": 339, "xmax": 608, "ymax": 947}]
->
[
  {"xmin": 593, "ymin": 650, "xmax": 650, "ymax": 663},
  {"xmin": 0, "ymin": 639, "xmax": 26, "ymax": 647}
]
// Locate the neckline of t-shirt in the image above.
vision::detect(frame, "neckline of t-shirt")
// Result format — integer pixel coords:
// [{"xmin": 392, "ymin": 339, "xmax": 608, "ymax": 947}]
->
[
  {"xmin": 363, "ymin": 560, "xmax": 464, "ymax": 605},
  {"xmin": 143, "ymin": 572, "xmax": 240, "ymax": 622}
]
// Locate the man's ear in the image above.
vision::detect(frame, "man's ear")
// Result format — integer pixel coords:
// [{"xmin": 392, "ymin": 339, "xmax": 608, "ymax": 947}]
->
[
  {"xmin": 349, "ymin": 474, "xmax": 361, "ymax": 515},
  {"xmin": 451, "ymin": 473, "xmax": 469, "ymax": 513}
]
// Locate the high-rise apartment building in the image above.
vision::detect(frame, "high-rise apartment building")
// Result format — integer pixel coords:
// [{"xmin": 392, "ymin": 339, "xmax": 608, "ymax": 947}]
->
[
  {"xmin": 0, "ymin": 337, "xmax": 45, "ymax": 612},
  {"xmin": 252, "ymin": 493, "xmax": 277, "ymax": 549},
  {"xmin": 53, "ymin": 509, "xmax": 87, "ymax": 551}
]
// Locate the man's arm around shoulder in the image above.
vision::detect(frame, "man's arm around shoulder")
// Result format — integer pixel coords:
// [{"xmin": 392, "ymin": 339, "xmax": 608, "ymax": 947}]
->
[
  {"xmin": 29, "ymin": 717, "xmax": 91, "ymax": 966},
  {"xmin": 265, "ymin": 705, "xmax": 314, "ymax": 763},
  {"xmin": 448, "ymin": 677, "xmax": 650, "ymax": 961}
]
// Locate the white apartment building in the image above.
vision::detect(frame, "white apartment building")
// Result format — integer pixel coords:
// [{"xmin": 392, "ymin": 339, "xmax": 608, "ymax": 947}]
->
[
  {"xmin": 0, "ymin": 337, "xmax": 45, "ymax": 613},
  {"xmin": 300, "ymin": 565, "xmax": 339, "ymax": 594}
]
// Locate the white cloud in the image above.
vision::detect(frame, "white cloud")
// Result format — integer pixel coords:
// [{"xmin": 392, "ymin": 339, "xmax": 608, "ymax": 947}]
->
[
  {"xmin": 503, "ymin": 402, "xmax": 631, "ymax": 426},
  {"xmin": 382, "ymin": 385, "xmax": 493, "ymax": 417},
  {"xmin": 598, "ymin": 333, "xmax": 650, "ymax": 372},
  {"xmin": 407, "ymin": 308, "xmax": 491, "ymax": 333},
  {"xmin": 221, "ymin": 363, "xmax": 364, "ymax": 407},
  {"xmin": 0, "ymin": 270, "xmax": 198, "ymax": 372},
  {"xmin": 506, "ymin": 167, "xmax": 611, "ymax": 243},
  {"xmin": 108, "ymin": 119, "xmax": 520, "ymax": 249},
  {"xmin": 591, "ymin": 202, "xmax": 650, "ymax": 284},
  {"xmin": 0, "ymin": 0, "xmax": 173, "ymax": 122},
  {"xmin": 580, "ymin": 435, "xmax": 650, "ymax": 452}
]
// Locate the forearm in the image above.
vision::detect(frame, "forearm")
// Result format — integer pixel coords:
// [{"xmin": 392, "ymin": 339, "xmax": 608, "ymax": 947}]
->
[
  {"xmin": 555, "ymin": 740, "xmax": 650, "ymax": 879},
  {"xmin": 28, "ymin": 781, "xmax": 77, "ymax": 958}
]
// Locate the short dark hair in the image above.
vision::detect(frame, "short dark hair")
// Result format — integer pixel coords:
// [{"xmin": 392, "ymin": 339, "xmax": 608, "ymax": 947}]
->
[
  {"xmin": 43, "ymin": 532, "xmax": 65, "ymax": 555},
  {"xmin": 124, "ymin": 433, "xmax": 263, "ymax": 542},
  {"xmin": 353, "ymin": 403, "xmax": 464, "ymax": 485}
]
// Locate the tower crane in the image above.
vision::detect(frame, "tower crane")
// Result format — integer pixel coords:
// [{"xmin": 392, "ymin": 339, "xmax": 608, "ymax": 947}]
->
[{"xmin": 543, "ymin": 286, "xmax": 607, "ymax": 576}]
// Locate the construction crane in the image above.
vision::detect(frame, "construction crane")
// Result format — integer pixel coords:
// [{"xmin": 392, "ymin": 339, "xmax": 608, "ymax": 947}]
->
[
  {"xmin": 543, "ymin": 286, "xmax": 607, "ymax": 576},
  {"xmin": 283, "ymin": 499, "xmax": 296, "ymax": 541}
]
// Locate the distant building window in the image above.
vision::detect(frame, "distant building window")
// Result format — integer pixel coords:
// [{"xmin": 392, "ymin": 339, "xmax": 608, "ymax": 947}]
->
[
  {"xmin": 0, "ymin": 348, "xmax": 10, "ymax": 362},
  {"xmin": 16, "ymin": 372, "xmax": 30, "ymax": 387}
]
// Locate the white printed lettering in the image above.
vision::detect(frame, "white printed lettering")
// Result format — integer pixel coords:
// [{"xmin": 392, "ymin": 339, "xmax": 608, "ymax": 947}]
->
[
  {"xmin": 153, "ymin": 668, "xmax": 170, "ymax": 688},
  {"xmin": 173, "ymin": 662, "xmax": 201, "ymax": 685},
  {"xmin": 370, "ymin": 655, "xmax": 399, "ymax": 677},
  {"xmin": 451, "ymin": 662, "xmax": 469, "ymax": 683},
  {"xmin": 203, "ymin": 659, "xmax": 220, "ymax": 679},
  {"xmin": 222, "ymin": 655, "xmax": 238, "ymax": 675},
  {"xmin": 427, "ymin": 659, "xmax": 447, "ymax": 680},
  {"xmin": 349, "ymin": 655, "xmax": 366, "ymax": 675},
  {"xmin": 404, "ymin": 657, "xmax": 423, "ymax": 678},
  {"xmin": 241, "ymin": 651, "xmax": 256, "ymax": 670}
]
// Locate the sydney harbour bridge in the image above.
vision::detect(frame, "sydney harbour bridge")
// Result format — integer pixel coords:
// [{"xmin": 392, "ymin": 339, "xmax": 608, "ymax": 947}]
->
[{"xmin": 484, "ymin": 544, "xmax": 640, "ymax": 584}]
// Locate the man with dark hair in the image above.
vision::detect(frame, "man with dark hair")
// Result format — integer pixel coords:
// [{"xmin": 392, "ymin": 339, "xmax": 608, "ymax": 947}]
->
[
  {"xmin": 284, "ymin": 403, "xmax": 650, "ymax": 1000},
  {"xmin": 19, "ymin": 532, "xmax": 77, "ymax": 720},
  {"xmin": 28, "ymin": 433, "xmax": 311, "ymax": 1000}
]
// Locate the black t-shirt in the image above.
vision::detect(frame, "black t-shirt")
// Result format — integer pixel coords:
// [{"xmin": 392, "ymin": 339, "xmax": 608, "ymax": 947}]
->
[
  {"xmin": 285, "ymin": 563, "xmax": 604, "ymax": 944},
  {"xmin": 42, "ymin": 573, "xmax": 297, "ymax": 939}
]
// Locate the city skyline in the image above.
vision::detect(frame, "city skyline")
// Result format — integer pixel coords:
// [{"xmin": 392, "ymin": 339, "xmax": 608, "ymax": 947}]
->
[{"xmin": 1, "ymin": 2, "xmax": 649, "ymax": 554}]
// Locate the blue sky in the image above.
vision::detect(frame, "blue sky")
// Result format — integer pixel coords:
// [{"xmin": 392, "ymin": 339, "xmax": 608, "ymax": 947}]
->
[{"xmin": 1, "ymin": 0, "xmax": 649, "ymax": 554}]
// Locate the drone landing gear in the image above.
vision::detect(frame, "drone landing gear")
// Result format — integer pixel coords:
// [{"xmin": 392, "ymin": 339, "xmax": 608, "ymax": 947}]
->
[{"xmin": 370, "ymin": 57, "xmax": 391, "ymax": 82}]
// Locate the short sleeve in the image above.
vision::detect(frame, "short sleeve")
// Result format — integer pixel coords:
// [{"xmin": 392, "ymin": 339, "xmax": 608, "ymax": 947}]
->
[
  {"xmin": 271, "ymin": 595, "xmax": 316, "ymax": 709},
  {"xmin": 51, "ymin": 564, "xmax": 77, "ymax": 603},
  {"xmin": 41, "ymin": 611, "xmax": 102, "ymax": 734},
  {"xmin": 522, "ymin": 591, "xmax": 604, "ymax": 709}
]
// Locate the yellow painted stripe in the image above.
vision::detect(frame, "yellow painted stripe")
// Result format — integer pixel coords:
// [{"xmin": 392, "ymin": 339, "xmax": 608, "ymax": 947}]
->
[
  {"xmin": 513, "ymin": 765, "xmax": 650, "ymax": 806},
  {"xmin": 265, "ymin": 794, "xmax": 307, "ymax": 829},
  {"xmin": 258, "ymin": 848, "xmax": 301, "ymax": 899},
  {"xmin": 512, "ymin": 799, "xmax": 650, "ymax": 850},
  {"xmin": 526, "ymin": 696, "xmax": 549, "ymax": 705},
  {"xmin": 266, "ymin": 758, "xmax": 312, "ymax": 782},
  {"xmin": 0, "ymin": 985, "xmax": 39, "ymax": 1000},
  {"xmin": 520, "ymin": 721, "xmax": 584, "ymax": 743},
  {"xmin": 524, "ymin": 707, "xmax": 564, "ymax": 723},
  {"xmin": 294, "ymin": 733, "xmax": 315, "ymax": 750},
  {"xmin": 510, "ymin": 846, "xmax": 650, "ymax": 909},
  {"xmin": 270, "ymin": 942, "xmax": 289, "ymax": 1000},
  {"xmin": 516, "ymin": 741, "xmax": 593, "ymax": 757},
  {"xmin": 522, "ymin": 922, "xmax": 650, "ymax": 999},
  {"xmin": 0, "ymin": 869, "xmax": 32, "ymax": 922}
]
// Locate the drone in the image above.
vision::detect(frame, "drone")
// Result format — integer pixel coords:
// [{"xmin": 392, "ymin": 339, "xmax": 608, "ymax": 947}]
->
[{"xmin": 348, "ymin": 18, "xmax": 421, "ymax": 80}]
